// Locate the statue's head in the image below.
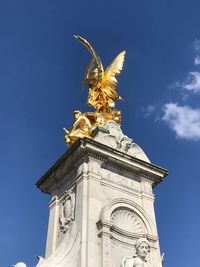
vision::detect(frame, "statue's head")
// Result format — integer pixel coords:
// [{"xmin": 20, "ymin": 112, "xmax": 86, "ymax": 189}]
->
[
  {"xmin": 135, "ymin": 238, "xmax": 150, "ymax": 260},
  {"xmin": 74, "ymin": 110, "xmax": 81, "ymax": 119},
  {"xmin": 120, "ymin": 136, "xmax": 132, "ymax": 151}
]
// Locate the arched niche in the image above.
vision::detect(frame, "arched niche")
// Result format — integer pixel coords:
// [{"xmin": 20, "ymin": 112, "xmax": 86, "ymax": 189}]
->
[{"xmin": 97, "ymin": 198, "xmax": 158, "ymax": 267}]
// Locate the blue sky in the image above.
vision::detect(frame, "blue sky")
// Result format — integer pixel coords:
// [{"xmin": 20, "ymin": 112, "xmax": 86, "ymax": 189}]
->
[{"xmin": 1, "ymin": 0, "xmax": 200, "ymax": 266}]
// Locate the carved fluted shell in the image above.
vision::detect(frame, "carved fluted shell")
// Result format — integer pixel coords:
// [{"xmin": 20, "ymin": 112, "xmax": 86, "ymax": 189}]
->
[{"xmin": 111, "ymin": 209, "xmax": 144, "ymax": 233}]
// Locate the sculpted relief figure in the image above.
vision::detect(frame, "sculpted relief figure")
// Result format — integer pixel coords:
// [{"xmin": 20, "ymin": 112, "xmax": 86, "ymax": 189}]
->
[
  {"xmin": 121, "ymin": 238, "xmax": 150, "ymax": 267},
  {"xmin": 119, "ymin": 136, "xmax": 132, "ymax": 153}
]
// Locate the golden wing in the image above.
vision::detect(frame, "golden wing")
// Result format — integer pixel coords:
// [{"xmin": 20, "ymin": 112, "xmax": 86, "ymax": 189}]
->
[
  {"xmin": 82, "ymin": 57, "xmax": 95, "ymax": 88},
  {"xmin": 104, "ymin": 50, "xmax": 126, "ymax": 88},
  {"xmin": 74, "ymin": 35, "xmax": 104, "ymax": 81}
]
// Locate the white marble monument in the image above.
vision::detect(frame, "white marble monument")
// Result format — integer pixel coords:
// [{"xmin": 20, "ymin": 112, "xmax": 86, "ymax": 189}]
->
[
  {"xmin": 14, "ymin": 122, "xmax": 168, "ymax": 267},
  {"xmin": 18, "ymin": 122, "xmax": 166, "ymax": 267}
]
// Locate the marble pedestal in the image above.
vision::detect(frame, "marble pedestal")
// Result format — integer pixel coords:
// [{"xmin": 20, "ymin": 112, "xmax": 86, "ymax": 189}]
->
[{"xmin": 36, "ymin": 135, "xmax": 167, "ymax": 267}]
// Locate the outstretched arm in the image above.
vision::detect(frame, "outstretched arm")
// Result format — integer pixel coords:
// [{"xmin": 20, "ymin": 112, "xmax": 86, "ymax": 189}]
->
[{"xmin": 74, "ymin": 35, "xmax": 104, "ymax": 81}]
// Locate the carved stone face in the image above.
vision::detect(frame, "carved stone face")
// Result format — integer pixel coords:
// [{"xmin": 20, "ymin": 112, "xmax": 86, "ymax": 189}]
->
[
  {"xmin": 137, "ymin": 242, "xmax": 149, "ymax": 259},
  {"xmin": 120, "ymin": 139, "xmax": 130, "ymax": 151}
]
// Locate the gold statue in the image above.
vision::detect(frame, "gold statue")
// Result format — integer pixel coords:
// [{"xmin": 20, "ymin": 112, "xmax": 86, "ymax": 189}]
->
[
  {"xmin": 64, "ymin": 36, "xmax": 126, "ymax": 146},
  {"xmin": 64, "ymin": 110, "xmax": 97, "ymax": 146},
  {"xmin": 74, "ymin": 35, "xmax": 125, "ymax": 113}
]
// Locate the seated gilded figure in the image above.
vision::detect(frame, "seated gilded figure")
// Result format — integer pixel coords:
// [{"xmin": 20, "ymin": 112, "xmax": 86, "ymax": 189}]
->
[
  {"xmin": 121, "ymin": 238, "xmax": 150, "ymax": 267},
  {"xmin": 64, "ymin": 110, "xmax": 97, "ymax": 145},
  {"xmin": 64, "ymin": 109, "xmax": 122, "ymax": 145}
]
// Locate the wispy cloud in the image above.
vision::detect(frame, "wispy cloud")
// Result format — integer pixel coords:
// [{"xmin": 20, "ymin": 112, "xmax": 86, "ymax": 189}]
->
[
  {"xmin": 162, "ymin": 103, "xmax": 200, "ymax": 140},
  {"xmin": 141, "ymin": 105, "xmax": 156, "ymax": 117},
  {"xmin": 183, "ymin": 71, "xmax": 200, "ymax": 93},
  {"xmin": 170, "ymin": 39, "xmax": 200, "ymax": 95}
]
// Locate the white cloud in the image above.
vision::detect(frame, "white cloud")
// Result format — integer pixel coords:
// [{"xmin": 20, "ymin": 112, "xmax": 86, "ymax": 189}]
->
[
  {"xmin": 145, "ymin": 40, "xmax": 200, "ymax": 141},
  {"xmin": 172, "ymin": 40, "xmax": 200, "ymax": 94},
  {"xmin": 194, "ymin": 56, "xmax": 200, "ymax": 65},
  {"xmin": 162, "ymin": 103, "xmax": 200, "ymax": 140},
  {"xmin": 182, "ymin": 72, "xmax": 200, "ymax": 93}
]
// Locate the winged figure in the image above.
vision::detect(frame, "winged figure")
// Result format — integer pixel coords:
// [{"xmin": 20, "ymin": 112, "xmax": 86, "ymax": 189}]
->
[{"xmin": 74, "ymin": 35, "xmax": 126, "ymax": 113}]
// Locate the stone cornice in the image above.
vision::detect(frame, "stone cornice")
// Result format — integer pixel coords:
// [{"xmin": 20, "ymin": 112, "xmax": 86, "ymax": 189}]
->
[{"xmin": 36, "ymin": 138, "xmax": 168, "ymax": 193}]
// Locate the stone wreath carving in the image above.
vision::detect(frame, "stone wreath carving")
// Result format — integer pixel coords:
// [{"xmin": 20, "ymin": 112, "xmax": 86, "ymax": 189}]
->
[{"xmin": 59, "ymin": 189, "xmax": 75, "ymax": 234}]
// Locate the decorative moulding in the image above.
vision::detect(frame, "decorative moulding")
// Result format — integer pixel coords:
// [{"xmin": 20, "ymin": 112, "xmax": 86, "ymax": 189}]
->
[{"xmin": 36, "ymin": 138, "xmax": 168, "ymax": 194}]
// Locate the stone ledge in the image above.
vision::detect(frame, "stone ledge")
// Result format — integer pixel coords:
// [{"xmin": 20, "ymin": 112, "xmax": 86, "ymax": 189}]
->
[{"xmin": 36, "ymin": 138, "xmax": 168, "ymax": 193}]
